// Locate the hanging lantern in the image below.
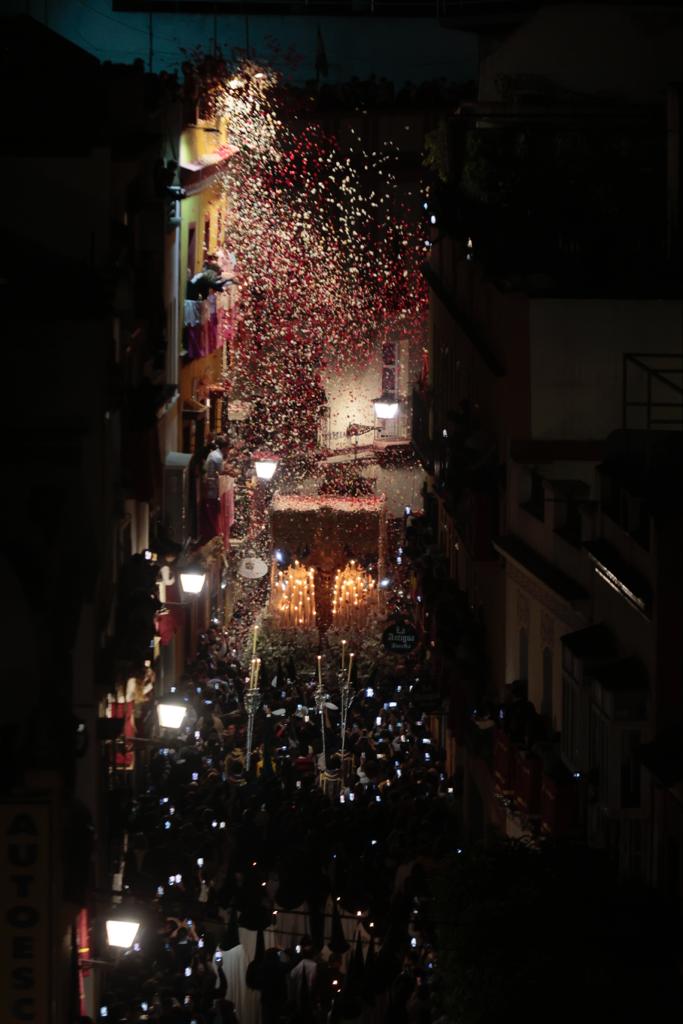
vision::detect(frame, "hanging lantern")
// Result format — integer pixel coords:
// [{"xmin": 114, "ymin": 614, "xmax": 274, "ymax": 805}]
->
[
  {"xmin": 253, "ymin": 454, "xmax": 279, "ymax": 481},
  {"xmin": 373, "ymin": 394, "xmax": 399, "ymax": 420},
  {"xmin": 157, "ymin": 702, "xmax": 186, "ymax": 730},
  {"xmin": 106, "ymin": 917, "xmax": 140, "ymax": 949},
  {"xmin": 179, "ymin": 568, "xmax": 206, "ymax": 594}
]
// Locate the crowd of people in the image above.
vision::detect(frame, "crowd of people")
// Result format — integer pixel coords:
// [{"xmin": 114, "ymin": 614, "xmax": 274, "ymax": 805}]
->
[{"xmin": 95, "ymin": 620, "xmax": 457, "ymax": 1024}]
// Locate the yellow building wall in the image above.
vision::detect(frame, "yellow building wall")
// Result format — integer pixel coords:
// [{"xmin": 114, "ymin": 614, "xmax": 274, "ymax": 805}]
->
[
  {"xmin": 178, "ymin": 113, "xmax": 229, "ymax": 284},
  {"xmin": 176, "ymin": 115, "xmax": 230, "ymax": 448},
  {"xmin": 179, "ymin": 118, "xmax": 229, "ymax": 168},
  {"xmin": 180, "ymin": 351, "xmax": 224, "ymax": 406},
  {"xmin": 178, "ymin": 183, "xmax": 225, "ymax": 403},
  {"xmin": 179, "ymin": 187, "xmax": 223, "ymax": 286}
]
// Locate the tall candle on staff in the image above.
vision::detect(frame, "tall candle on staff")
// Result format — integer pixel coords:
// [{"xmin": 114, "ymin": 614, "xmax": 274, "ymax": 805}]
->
[
  {"xmin": 347, "ymin": 652, "xmax": 354, "ymax": 685},
  {"xmin": 317, "ymin": 654, "xmax": 323, "ymax": 687},
  {"xmin": 341, "ymin": 639, "xmax": 347, "ymax": 672}
]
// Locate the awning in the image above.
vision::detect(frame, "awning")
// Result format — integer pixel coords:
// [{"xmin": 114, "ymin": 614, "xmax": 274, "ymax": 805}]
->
[
  {"xmin": 561, "ymin": 623, "xmax": 614, "ymax": 660},
  {"xmin": 180, "ymin": 146, "xmax": 237, "ymax": 194},
  {"xmin": 493, "ymin": 533, "xmax": 588, "ymax": 603}
]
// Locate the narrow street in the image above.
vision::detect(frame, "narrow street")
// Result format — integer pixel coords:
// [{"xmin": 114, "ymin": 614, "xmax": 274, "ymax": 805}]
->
[
  {"xmin": 100, "ymin": 506, "xmax": 457, "ymax": 1024},
  {"xmin": 2, "ymin": 9, "xmax": 681, "ymax": 1024},
  {"xmin": 91, "ymin": 48, "xmax": 455, "ymax": 1024}
]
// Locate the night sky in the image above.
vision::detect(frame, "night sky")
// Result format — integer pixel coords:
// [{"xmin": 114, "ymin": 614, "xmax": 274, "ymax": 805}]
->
[{"xmin": 14, "ymin": 0, "xmax": 477, "ymax": 81}]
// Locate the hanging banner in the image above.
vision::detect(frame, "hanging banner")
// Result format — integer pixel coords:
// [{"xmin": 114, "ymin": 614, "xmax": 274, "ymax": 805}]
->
[{"xmin": 0, "ymin": 801, "xmax": 54, "ymax": 1024}]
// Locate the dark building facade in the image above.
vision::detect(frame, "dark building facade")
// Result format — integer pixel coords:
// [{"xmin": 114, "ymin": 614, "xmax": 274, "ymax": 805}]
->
[
  {"xmin": 0, "ymin": 18, "xmax": 187, "ymax": 1018},
  {"xmin": 416, "ymin": 2, "xmax": 683, "ymax": 903}
]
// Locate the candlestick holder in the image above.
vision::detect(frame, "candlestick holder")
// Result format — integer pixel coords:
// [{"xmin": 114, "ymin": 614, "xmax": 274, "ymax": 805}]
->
[
  {"xmin": 244, "ymin": 688, "xmax": 262, "ymax": 771},
  {"xmin": 339, "ymin": 673, "xmax": 356, "ymax": 782},
  {"xmin": 313, "ymin": 683, "xmax": 330, "ymax": 716},
  {"xmin": 313, "ymin": 681, "xmax": 330, "ymax": 774}
]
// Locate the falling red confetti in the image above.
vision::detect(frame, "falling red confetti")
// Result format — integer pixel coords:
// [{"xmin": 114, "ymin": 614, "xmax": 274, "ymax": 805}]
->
[{"xmin": 204, "ymin": 60, "xmax": 428, "ymax": 462}]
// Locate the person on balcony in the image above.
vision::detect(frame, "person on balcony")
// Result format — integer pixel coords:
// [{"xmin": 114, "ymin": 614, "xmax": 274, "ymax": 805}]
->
[{"xmin": 202, "ymin": 436, "xmax": 229, "ymax": 540}]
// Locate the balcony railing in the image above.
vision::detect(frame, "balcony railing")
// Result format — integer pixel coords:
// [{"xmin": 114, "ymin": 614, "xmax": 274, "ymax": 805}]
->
[{"xmin": 623, "ymin": 353, "xmax": 683, "ymax": 430}]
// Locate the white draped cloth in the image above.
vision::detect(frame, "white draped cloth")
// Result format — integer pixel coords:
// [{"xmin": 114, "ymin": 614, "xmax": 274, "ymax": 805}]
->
[
  {"xmin": 218, "ymin": 901, "xmax": 374, "ymax": 1023},
  {"xmin": 220, "ymin": 908, "xmax": 310, "ymax": 1024}
]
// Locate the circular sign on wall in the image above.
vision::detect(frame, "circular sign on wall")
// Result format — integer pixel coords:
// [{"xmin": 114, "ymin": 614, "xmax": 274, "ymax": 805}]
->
[
  {"xmin": 382, "ymin": 619, "xmax": 419, "ymax": 654},
  {"xmin": 237, "ymin": 555, "xmax": 268, "ymax": 579}
]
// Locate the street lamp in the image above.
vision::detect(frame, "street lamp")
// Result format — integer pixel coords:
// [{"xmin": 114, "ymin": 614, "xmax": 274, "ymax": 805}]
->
[
  {"xmin": 179, "ymin": 568, "xmax": 206, "ymax": 595},
  {"xmin": 156, "ymin": 701, "xmax": 186, "ymax": 730},
  {"xmin": 373, "ymin": 394, "xmax": 399, "ymax": 420},
  {"xmin": 253, "ymin": 454, "xmax": 279, "ymax": 481},
  {"xmin": 105, "ymin": 917, "xmax": 140, "ymax": 950}
]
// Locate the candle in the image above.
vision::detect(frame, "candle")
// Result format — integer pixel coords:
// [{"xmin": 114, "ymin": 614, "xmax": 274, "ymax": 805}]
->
[
  {"xmin": 347, "ymin": 652, "xmax": 354, "ymax": 684},
  {"xmin": 317, "ymin": 654, "xmax": 322, "ymax": 687},
  {"xmin": 341, "ymin": 639, "xmax": 347, "ymax": 672},
  {"xmin": 272, "ymin": 562, "xmax": 317, "ymax": 629}
]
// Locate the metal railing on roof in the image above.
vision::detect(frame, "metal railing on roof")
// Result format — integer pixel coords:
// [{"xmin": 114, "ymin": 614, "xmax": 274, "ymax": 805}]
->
[{"xmin": 623, "ymin": 353, "xmax": 683, "ymax": 430}]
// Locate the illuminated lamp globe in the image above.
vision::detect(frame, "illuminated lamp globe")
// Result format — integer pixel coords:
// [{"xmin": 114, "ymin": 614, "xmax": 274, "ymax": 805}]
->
[
  {"xmin": 179, "ymin": 569, "xmax": 206, "ymax": 595},
  {"xmin": 254, "ymin": 455, "xmax": 279, "ymax": 481},
  {"xmin": 106, "ymin": 918, "xmax": 140, "ymax": 949},
  {"xmin": 373, "ymin": 394, "xmax": 399, "ymax": 420},
  {"xmin": 157, "ymin": 702, "xmax": 186, "ymax": 730}
]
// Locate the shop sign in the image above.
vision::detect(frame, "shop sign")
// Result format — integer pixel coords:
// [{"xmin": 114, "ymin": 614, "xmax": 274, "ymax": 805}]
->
[
  {"xmin": 0, "ymin": 802, "xmax": 53, "ymax": 1023},
  {"xmin": 382, "ymin": 619, "xmax": 419, "ymax": 653}
]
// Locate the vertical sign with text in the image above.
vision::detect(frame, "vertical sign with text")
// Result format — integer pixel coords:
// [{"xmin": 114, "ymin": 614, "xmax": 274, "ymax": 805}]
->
[{"xmin": 0, "ymin": 802, "xmax": 53, "ymax": 1023}]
